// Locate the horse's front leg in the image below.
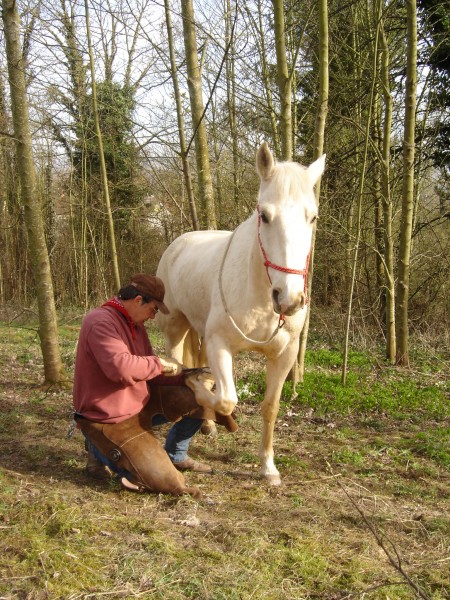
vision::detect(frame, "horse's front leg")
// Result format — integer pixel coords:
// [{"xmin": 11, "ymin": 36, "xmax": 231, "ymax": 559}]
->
[
  {"xmin": 185, "ymin": 336, "xmax": 237, "ymax": 416},
  {"xmin": 260, "ymin": 349, "xmax": 297, "ymax": 485}
]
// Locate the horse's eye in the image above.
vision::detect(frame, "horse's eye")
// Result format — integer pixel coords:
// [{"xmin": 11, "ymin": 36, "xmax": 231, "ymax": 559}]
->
[
  {"xmin": 310, "ymin": 215, "xmax": 318, "ymax": 224},
  {"xmin": 260, "ymin": 211, "xmax": 269, "ymax": 224}
]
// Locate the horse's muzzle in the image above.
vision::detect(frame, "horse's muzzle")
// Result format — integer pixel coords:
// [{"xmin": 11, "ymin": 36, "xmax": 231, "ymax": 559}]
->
[{"xmin": 272, "ymin": 289, "xmax": 305, "ymax": 315}]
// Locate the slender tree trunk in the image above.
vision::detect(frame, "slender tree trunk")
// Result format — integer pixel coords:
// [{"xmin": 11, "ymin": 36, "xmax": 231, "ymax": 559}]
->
[
  {"xmin": 374, "ymin": 93, "xmax": 385, "ymax": 318},
  {"xmin": 272, "ymin": 0, "xmax": 292, "ymax": 160},
  {"xmin": 225, "ymin": 0, "xmax": 240, "ymax": 216},
  {"xmin": 379, "ymin": 6, "xmax": 396, "ymax": 362},
  {"xmin": 344, "ymin": 8, "xmax": 360, "ymax": 312},
  {"xmin": 209, "ymin": 92, "xmax": 224, "ymax": 224},
  {"xmin": 84, "ymin": 0, "xmax": 120, "ymax": 291},
  {"xmin": 2, "ymin": 0, "xmax": 64, "ymax": 384},
  {"xmin": 249, "ymin": 0, "xmax": 280, "ymax": 156},
  {"xmin": 342, "ymin": 2, "xmax": 382, "ymax": 385},
  {"xmin": 0, "ymin": 72, "xmax": 9, "ymax": 303},
  {"xmin": 396, "ymin": 0, "xmax": 417, "ymax": 367},
  {"xmin": 181, "ymin": 0, "xmax": 216, "ymax": 229},
  {"xmin": 293, "ymin": 0, "xmax": 329, "ymax": 386},
  {"xmin": 164, "ymin": 0, "xmax": 199, "ymax": 231}
]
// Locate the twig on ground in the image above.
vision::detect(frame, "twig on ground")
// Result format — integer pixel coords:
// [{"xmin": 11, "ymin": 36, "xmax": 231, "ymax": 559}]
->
[{"xmin": 327, "ymin": 462, "xmax": 431, "ymax": 600}]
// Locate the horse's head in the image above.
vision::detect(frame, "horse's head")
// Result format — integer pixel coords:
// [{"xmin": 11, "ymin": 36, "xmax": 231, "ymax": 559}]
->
[{"xmin": 256, "ymin": 142, "xmax": 325, "ymax": 316}]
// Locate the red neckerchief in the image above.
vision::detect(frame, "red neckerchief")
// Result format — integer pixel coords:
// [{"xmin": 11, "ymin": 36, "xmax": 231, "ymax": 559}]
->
[{"xmin": 102, "ymin": 297, "xmax": 136, "ymax": 339}]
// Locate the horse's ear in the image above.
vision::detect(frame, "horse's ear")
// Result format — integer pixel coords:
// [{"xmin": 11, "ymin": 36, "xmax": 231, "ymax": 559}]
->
[
  {"xmin": 308, "ymin": 154, "xmax": 326, "ymax": 186},
  {"xmin": 256, "ymin": 142, "xmax": 275, "ymax": 180}
]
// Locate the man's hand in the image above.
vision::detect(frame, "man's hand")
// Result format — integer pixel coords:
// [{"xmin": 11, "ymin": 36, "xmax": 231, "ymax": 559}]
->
[{"xmin": 159, "ymin": 357, "xmax": 183, "ymax": 376}]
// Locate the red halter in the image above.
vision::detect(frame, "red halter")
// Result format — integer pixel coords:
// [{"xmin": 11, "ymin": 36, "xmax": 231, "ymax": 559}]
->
[{"xmin": 257, "ymin": 205, "xmax": 311, "ymax": 305}]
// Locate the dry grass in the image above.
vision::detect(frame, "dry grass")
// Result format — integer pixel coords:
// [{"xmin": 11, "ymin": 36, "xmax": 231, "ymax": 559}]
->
[{"xmin": 0, "ymin": 318, "xmax": 449, "ymax": 599}]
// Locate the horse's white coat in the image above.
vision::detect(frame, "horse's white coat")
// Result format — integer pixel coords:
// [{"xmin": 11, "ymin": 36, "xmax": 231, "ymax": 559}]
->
[{"xmin": 156, "ymin": 143, "xmax": 325, "ymax": 484}]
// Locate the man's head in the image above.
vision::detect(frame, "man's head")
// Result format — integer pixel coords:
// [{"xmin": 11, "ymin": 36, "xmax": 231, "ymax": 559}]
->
[{"xmin": 118, "ymin": 274, "xmax": 169, "ymax": 325}]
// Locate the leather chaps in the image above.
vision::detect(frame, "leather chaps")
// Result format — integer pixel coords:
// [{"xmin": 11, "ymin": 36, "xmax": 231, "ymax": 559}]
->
[{"xmin": 76, "ymin": 385, "xmax": 237, "ymax": 498}]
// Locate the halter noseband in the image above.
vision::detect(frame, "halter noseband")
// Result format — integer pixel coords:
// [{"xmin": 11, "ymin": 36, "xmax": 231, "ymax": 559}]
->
[{"xmin": 257, "ymin": 205, "xmax": 311, "ymax": 305}]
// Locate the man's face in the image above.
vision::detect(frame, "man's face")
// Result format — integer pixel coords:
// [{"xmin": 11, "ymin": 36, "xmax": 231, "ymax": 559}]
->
[{"xmin": 128, "ymin": 296, "xmax": 159, "ymax": 325}]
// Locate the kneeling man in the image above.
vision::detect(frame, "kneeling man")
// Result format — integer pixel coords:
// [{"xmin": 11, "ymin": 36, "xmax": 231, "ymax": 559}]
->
[{"xmin": 73, "ymin": 273, "xmax": 236, "ymax": 496}]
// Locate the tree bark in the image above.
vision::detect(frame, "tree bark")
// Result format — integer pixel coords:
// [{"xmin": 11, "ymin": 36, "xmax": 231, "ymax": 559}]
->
[
  {"xmin": 396, "ymin": 0, "xmax": 417, "ymax": 367},
  {"xmin": 181, "ymin": 0, "xmax": 216, "ymax": 229},
  {"xmin": 294, "ymin": 0, "xmax": 329, "ymax": 385},
  {"xmin": 272, "ymin": 0, "xmax": 292, "ymax": 160},
  {"xmin": 244, "ymin": 0, "xmax": 280, "ymax": 156},
  {"xmin": 2, "ymin": 0, "xmax": 64, "ymax": 384},
  {"xmin": 379, "ymin": 5, "xmax": 396, "ymax": 363},
  {"xmin": 164, "ymin": 0, "xmax": 199, "ymax": 231},
  {"xmin": 342, "ymin": 1, "xmax": 382, "ymax": 384},
  {"xmin": 84, "ymin": 0, "xmax": 121, "ymax": 291},
  {"xmin": 225, "ymin": 0, "xmax": 240, "ymax": 216}
]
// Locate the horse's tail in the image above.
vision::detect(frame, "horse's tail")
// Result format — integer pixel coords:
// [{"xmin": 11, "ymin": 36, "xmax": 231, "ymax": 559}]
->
[{"xmin": 182, "ymin": 327, "xmax": 207, "ymax": 368}]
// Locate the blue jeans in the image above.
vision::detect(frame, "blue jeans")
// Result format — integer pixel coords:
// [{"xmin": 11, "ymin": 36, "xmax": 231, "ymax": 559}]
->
[
  {"xmin": 152, "ymin": 415, "xmax": 203, "ymax": 463},
  {"xmin": 83, "ymin": 415, "xmax": 203, "ymax": 475}
]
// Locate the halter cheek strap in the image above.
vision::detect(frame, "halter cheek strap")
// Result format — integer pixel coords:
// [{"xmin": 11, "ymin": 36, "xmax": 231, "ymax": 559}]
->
[{"xmin": 257, "ymin": 205, "xmax": 311, "ymax": 304}]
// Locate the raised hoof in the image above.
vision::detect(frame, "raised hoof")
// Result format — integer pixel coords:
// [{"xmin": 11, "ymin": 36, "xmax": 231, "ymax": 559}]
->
[
  {"xmin": 215, "ymin": 399, "xmax": 237, "ymax": 416},
  {"xmin": 263, "ymin": 474, "xmax": 282, "ymax": 486}
]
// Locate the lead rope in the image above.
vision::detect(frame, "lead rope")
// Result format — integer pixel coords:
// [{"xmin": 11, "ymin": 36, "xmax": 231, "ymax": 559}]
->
[{"xmin": 218, "ymin": 225, "xmax": 285, "ymax": 347}]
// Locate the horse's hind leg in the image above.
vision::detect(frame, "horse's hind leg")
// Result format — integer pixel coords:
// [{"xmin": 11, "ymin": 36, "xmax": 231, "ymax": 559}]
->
[
  {"xmin": 183, "ymin": 328, "xmax": 206, "ymax": 367},
  {"xmin": 194, "ymin": 338, "xmax": 217, "ymax": 435},
  {"xmin": 158, "ymin": 311, "xmax": 191, "ymax": 364}
]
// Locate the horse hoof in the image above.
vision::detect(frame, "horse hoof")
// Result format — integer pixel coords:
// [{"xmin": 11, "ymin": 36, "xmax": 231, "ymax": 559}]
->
[
  {"xmin": 215, "ymin": 399, "xmax": 236, "ymax": 416},
  {"xmin": 264, "ymin": 474, "xmax": 282, "ymax": 486}
]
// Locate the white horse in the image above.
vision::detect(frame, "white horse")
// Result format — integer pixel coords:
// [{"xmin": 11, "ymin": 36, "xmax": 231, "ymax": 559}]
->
[{"xmin": 156, "ymin": 143, "xmax": 325, "ymax": 485}]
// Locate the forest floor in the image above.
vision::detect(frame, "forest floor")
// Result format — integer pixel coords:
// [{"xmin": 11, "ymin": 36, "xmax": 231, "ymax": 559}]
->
[{"xmin": 0, "ymin": 314, "xmax": 449, "ymax": 600}]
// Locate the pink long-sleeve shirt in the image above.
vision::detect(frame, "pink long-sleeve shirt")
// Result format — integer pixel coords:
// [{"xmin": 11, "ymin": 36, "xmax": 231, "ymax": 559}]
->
[{"xmin": 73, "ymin": 304, "xmax": 183, "ymax": 423}]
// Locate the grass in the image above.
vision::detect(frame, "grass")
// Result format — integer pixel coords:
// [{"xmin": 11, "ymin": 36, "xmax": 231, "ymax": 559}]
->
[{"xmin": 0, "ymin": 317, "xmax": 449, "ymax": 599}]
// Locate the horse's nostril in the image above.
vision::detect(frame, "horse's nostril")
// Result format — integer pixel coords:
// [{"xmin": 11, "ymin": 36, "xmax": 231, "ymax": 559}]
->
[
  {"xmin": 272, "ymin": 288, "xmax": 281, "ymax": 305},
  {"xmin": 298, "ymin": 292, "xmax": 306, "ymax": 308}
]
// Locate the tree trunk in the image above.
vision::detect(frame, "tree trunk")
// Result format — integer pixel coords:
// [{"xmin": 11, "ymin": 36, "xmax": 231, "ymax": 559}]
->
[
  {"xmin": 84, "ymin": 0, "xmax": 121, "ymax": 291},
  {"xmin": 164, "ymin": 0, "xmax": 199, "ymax": 231},
  {"xmin": 225, "ymin": 0, "xmax": 240, "ymax": 218},
  {"xmin": 272, "ymin": 0, "xmax": 292, "ymax": 160},
  {"xmin": 342, "ymin": 2, "xmax": 382, "ymax": 384},
  {"xmin": 2, "ymin": 0, "xmax": 64, "ymax": 384},
  {"xmin": 374, "ymin": 93, "xmax": 385, "ymax": 320},
  {"xmin": 181, "ymin": 0, "xmax": 216, "ymax": 229},
  {"xmin": 293, "ymin": 0, "xmax": 329, "ymax": 386},
  {"xmin": 396, "ymin": 0, "xmax": 417, "ymax": 367},
  {"xmin": 246, "ymin": 0, "xmax": 280, "ymax": 156},
  {"xmin": 379, "ymin": 5, "xmax": 396, "ymax": 363}
]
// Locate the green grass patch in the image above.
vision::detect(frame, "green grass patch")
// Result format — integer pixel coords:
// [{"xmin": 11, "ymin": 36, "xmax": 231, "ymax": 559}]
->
[
  {"xmin": 296, "ymin": 371, "xmax": 448, "ymax": 419},
  {"xmin": 305, "ymin": 347, "xmax": 372, "ymax": 370},
  {"xmin": 288, "ymin": 348, "xmax": 449, "ymax": 422},
  {"xmin": 402, "ymin": 428, "xmax": 450, "ymax": 467}
]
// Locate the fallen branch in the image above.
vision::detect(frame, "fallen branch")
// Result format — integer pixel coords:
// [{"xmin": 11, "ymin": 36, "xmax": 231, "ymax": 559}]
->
[{"xmin": 327, "ymin": 462, "xmax": 431, "ymax": 600}]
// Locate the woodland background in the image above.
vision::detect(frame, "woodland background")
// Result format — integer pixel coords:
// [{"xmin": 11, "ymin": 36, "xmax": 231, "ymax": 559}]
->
[
  {"xmin": 0, "ymin": 0, "xmax": 448, "ymax": 381},
  {"xmin": 0, "ymin": 4, "xmax": 449, "ymax": 596}
]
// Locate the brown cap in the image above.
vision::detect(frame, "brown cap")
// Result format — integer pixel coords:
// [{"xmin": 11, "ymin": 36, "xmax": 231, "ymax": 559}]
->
[{"xmin": 129, "ymin": 274, "xmax": 170, "ymax": 314}]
